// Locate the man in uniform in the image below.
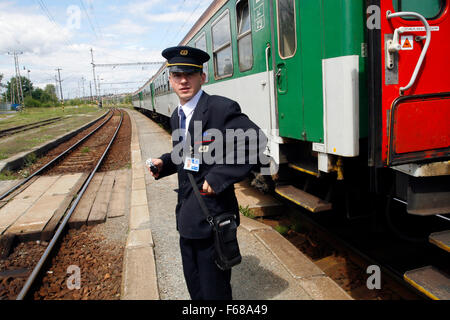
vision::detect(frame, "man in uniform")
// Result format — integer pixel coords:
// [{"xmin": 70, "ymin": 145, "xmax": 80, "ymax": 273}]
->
[{"xmin": 148, "ymin": 46, "xmax": 265, "ymax": 300}]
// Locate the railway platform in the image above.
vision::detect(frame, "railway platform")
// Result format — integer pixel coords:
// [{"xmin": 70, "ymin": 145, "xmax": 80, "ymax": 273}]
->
[{"xmin": 123, "ymin": 108, "xmax": 352, "ymax": 300}]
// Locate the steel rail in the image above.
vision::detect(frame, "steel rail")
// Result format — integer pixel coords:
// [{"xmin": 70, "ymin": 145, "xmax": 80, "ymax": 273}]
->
[
  {"xmin": 16, "ymin": 108, "xmax": 124, "ymax": 300},
  {"xmin": 0, "ymin": 110, "xmax": 112, "ymax": 201},
  {"xmin": 0, "ymin": 117, "xmax": 63, "ymax": 138}
]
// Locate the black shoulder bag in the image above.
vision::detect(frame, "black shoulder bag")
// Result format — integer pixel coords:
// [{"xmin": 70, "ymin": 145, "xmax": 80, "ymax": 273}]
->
[{"xmin": 187, "ymin": 173, "xmax": 242, "ymax": 270}]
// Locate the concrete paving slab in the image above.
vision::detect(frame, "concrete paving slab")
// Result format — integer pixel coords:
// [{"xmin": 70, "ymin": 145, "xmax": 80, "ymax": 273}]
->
[
  {"xmin": 88, "ymin": 171, "xmax": 116, "ymax": 225},
  {"xmin": 0, "ymin": 180, "xmax": 23, "ymax": 196},
  {"xmin": 129, "ymin": 205, "xmax": 151, "ymax": 230},
  {"xmin": 131, "ymin": 176, "xmax": 146, "ymax": 191},
  {"xmin": 126, "ymin": 229, "xmax": 154, "ymax": 249},
  {"xmin": 0, "ymin": 201, "xmax": 36, "ymax": 234},
  {"xmin": 42, "ymin": 172, "xmax": 88, "ymax": 240},
  {"xmin": 235, "ymin": 185, "xmax": 284, "ymax": 217},
  {"xmin": 131, "ymin": 188, "xmax": 148, "ymax": 207},
  {"xmin": 14, "ymin": 175, "xmax": 60, "ymax": 201},
  {"xmin": 6, "ymin": 172, "xmax": 86, "ymax": 238},
  {"xmin": 107, "ymin": 169, "xmax": 131, "ymax": 218},
  {"xmin": 297, "ymin": 276, "xmax": 352, "ymax": 300},
  {"xmin": 46, "ymin": 172, "xmax": 84, "ymax": 196},
  {"xmin": 233, "ymin": 227, "xmax": 312, "ymax": 300},
  {"xmin": 121, "ymin": 246, "xmax": 159, "ymax": 300},
  {"xmin": 239, "ymin": 214, "xmax": 273, "ymax": 233},
  {"xmin": 0, "ymin": 175, "xmax": 61, "ymax": 234},
  {"xmin": 69, "ymin": 172, "xmax": 105, "ymax": 228},
  {"xmin": 253, "ymin": 229, "xmax": 325, "ymax": 279},
  {"xmin": 6, "ymin": 194, "xmax": 68, "ymax": 235}
]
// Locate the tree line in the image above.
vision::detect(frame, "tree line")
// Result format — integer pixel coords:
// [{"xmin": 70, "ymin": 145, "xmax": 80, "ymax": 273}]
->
[{"xmin": 1, "ymin": 74, "xmax": 59, "ymax": 108}]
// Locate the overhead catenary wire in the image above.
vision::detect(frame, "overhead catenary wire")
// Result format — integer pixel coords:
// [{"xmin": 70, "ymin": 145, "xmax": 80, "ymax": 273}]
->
[
  {"xmin": 165, "ymin": 0, "xmax": 206, "ymax": 47},
  {"xmin": 35, "ymin": 0, "xmax": 74, "ymax": 48},
  {"xmin": 79, "ymin": 0, "xmax": 100, "ymax": 40}
]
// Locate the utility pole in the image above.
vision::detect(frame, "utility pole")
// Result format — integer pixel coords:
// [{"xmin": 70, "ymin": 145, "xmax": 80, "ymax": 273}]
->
[
  {"xmin": 89, "ymin": 81, "xmax": 93, "ymax": 102},
  {"xmin": 8, "ymin": 51, "xmax": 25, "ymax": 109},
  {"xmin": 81, "ymin": 76, "xmax": 85, "ymax": 101},
  {"xmin": 97, "ymin": 75, "xmax": 101, "ymax": 98},
  {"xmin": 23, "ymin": 67, "xmax": 31, "ymax": 96},
  {"xmin": 55, "ymin": 75, "xmax": 59, "ymax": 100},
  {"xmin": 90, "ymin": 48, "xmax": 98, "ymax": 102},
  {"xmin": 56, "ymin": 68, "xmax": 64, "ymax": 110}
]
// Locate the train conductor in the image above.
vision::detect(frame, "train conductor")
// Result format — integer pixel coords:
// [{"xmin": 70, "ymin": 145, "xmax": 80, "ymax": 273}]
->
[{"xmin": 148, "ymin": 46, "xmax": 265, "ymax": 300}]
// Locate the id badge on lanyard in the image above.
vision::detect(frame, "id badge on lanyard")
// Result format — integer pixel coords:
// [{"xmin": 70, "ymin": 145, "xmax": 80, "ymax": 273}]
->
[{"xmin": 184, "ymin": 156, "xmax": 200, "ymax": 172}]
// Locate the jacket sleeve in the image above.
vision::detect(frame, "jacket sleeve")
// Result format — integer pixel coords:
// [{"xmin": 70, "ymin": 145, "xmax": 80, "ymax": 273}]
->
[
  {"xmin": 205, "ymin": 101, "xmax": 267, "ymax": 194},
  {"xmin": 156, "ymin": 109, "xmax": 179, "ymax": 180},
  {"xmin": 156, "ymin": 152, "xmax": 177, "ymax": 180}
]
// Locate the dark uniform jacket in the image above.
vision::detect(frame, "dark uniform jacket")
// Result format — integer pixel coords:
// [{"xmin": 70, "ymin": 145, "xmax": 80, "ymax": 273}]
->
[{"xmin": 157, "ymin": 91, "xmax": 265, "ymax": 239}]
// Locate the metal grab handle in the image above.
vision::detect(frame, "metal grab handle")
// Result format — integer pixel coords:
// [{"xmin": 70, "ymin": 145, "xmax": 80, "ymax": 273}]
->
[{"xmin": 387, "ymin": 11, "xmax": 431, "ymax": 95}]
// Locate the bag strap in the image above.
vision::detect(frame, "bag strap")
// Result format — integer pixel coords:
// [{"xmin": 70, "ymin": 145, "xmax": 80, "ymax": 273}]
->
[{"xmin": 187, "ymin": 172, "xmax": 214, "ymax": 227}]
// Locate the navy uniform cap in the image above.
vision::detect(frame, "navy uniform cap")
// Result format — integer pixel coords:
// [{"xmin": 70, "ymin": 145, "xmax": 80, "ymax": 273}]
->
[{"xmin": 162, "ymin": 46, "xmax": 210, "ymax": 73}]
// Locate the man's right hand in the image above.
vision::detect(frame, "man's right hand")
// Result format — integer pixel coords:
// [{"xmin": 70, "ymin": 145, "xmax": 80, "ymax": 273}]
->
[{"xmin": 147, "ymin": 158, "xmax": 163, "ymax": 179}]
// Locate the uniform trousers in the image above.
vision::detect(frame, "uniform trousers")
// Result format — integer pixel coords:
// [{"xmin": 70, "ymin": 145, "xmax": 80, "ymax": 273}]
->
[{"xmin": 179, "ymin": 236, "xmax": 232, "ymax": 300}]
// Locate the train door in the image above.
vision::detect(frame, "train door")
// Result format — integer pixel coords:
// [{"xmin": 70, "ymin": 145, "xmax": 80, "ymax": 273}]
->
[
  {"xmin": 273, "ymin": 0, "xmax": 304, "ymax": 140},
  {"xmin": 138, "ymin": 91, "xmax": 143, "ymax": 109},
  {"xmin": 150, "ymin": 83, "xmax": 155, "ymax": 111},
  {"xmin": 378, "ymin": 0, "xmax": 450, "ymax": 166}
]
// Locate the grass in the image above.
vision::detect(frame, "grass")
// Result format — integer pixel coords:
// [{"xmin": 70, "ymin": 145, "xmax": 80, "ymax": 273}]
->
[
  {"xmin": 0, "ymin": 170, "xmax": 17, "ymax": 181},
  {"xmin": 81, "ymin": 147, "xmax": 90, "ymax": 153},
  {"xmin": 0, "ymin": 106, "xmax": 105, "ymax": 161},
  {"xmin": 24, "ymin": 152, "xmax": 37, "ymax": 167},
  {"xmin": 0, "ymin": 104, "xmax": 101, "ymax": 131},
  {"xmin": 239, "ymin": 205, "xmax": 255, "ymax": 219},
  {"xmin": 274, "ymin": 225, "xmax": 290, "ymax": 236}
]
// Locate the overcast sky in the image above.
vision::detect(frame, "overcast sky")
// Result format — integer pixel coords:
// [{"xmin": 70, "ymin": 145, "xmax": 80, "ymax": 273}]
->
[{"xmin": 0, "ymin": 0, "xmax": 213, "ymax": 99}]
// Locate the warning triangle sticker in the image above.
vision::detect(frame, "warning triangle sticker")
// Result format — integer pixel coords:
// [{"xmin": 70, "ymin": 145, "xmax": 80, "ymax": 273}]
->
[{"xmin": 402, "ymin": 38, "xmax": 412, "ymax": 49}]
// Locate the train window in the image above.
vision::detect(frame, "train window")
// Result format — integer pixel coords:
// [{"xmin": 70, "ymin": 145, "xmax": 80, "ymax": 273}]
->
[
  {"xmin": 195, "ymin": 33, "xmax": 209, "ymax": 83},
  {"xmin": 276, "ymin": 0, "xmax": 297, "ymax": 58},
  {"xmin": 212, "ymin": 10, "xmax": 233, "ymax": 78},
  {"xmin": 392, "ymin": 0, "xmax": 445, "ymax": 20},
  {"xmin": 236, "ymin": 0, "xmax": 253, "ymax": 71}
]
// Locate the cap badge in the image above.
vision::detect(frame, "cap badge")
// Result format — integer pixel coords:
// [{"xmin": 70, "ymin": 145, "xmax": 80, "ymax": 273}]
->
[{"xmin": 180, "ymin": 50, "xmax": 188, "ymax": 56}]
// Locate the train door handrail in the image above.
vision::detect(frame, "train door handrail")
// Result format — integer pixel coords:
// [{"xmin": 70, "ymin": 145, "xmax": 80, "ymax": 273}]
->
[{"xmin": 386, "ymin": 11, "xmax": 431, "ymax": 95}]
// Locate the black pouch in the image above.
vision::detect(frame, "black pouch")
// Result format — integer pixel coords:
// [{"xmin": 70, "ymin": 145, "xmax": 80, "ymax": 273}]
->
[
  {"xmin": 187, "ymin": 173, "xmax": 241, "ymax": 271},
  {"xmin": 212, "ymin": 212, "xmax": 242, "ymax": 271}
]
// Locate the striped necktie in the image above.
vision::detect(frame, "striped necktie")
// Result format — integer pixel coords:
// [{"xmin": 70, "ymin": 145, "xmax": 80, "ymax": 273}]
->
[{"xmin": 179, "ymin": 108, "xmax": 186, "ymax": 142}]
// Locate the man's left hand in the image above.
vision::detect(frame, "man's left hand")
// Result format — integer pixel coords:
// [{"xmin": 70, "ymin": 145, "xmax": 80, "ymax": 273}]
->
[{"xmin": 202, "ymin": 179, "xmax": 215, "ymax": 195}]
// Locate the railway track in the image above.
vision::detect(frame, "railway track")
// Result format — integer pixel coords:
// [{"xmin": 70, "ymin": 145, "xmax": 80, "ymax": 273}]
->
[
  {"xmin": 0, "ymin": 110, "xmax": 113, "ymax": 201},
  {"xmin": 0, "ymin": 117, "xmax": 64, "ymax": 138},
  {"xmin": 255, "ymin": 188, "xmax": 448, "ymax": 300},
  {"xmin": 0, "ymin": 108, "xmax": 124, "ymax": 300}
]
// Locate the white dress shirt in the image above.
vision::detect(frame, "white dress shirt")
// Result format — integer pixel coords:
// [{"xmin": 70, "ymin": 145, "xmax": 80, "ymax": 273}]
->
[{"xmin": 178, "ymin": 89, "xmax": 203, "ymax": 136}]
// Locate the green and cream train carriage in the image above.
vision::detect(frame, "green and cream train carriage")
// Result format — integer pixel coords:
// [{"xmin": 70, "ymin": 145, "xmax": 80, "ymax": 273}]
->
[
  {"xmin": 133, "ymin": 0, "xmax": 368, "ymax": 210},
  {"xmin": 133, "ymin": 0, "xmax": 450, "ymax": 220}
]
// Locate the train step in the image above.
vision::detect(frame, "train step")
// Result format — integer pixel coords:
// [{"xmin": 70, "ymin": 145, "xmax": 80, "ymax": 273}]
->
[
  {"xmin": 404, "ymin": 266, "xmax": 450, "ymax": 300},
  {"xmin": 429, "ymin": 230, "xmax": 450, "ymax": 253},
  {"xmin": 288, "ymin": 161, "xmax": 319, "ymax": 177},
  {"xmin": 275, "ymin": 185, "xmax": 332, "ymax": 213}
]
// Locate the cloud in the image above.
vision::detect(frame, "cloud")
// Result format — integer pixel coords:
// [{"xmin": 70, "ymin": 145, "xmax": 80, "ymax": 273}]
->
[
  {"xmin": 107, "ymin": 19, "xmax": 151, "ymax": 36},
  {"xmin": 124, "ymin": 0, "xmax": 162, "ymax": 16},
  {"xmin": 0, "ymin": 9, "xmax": 73, "ymax": 55}
]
